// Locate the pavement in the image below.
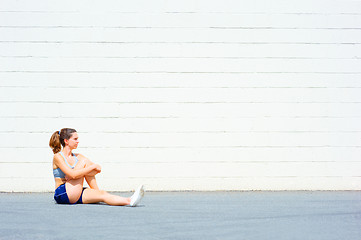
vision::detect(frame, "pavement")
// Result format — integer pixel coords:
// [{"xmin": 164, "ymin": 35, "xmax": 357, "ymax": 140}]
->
[{"xmin": 0, "ymin": 191, "xmax": 360, "ymax": 240}]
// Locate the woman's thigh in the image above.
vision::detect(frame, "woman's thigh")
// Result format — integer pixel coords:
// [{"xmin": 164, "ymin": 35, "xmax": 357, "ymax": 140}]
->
[
  {"xmin": 81, "ymin": 188, "xmax": 107, "ymax": 204},
  {"xmin": 66, "ymin": 178, "xmax": 84, "ymax": 203},
  {"xmin": 65, "ymin": 159, "xmax": 87, "ymax": 203}
]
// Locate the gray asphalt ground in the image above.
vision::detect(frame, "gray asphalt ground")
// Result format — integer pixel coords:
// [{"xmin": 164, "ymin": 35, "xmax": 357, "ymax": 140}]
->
[{"xmin": 0, "ymin": 191, "xmax": 360, "ymax": 240}]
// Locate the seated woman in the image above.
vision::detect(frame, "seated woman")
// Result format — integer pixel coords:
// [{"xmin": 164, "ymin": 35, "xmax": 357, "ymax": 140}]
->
[{"xmin": 49, "ymin": 128, "xmax": 144, "ymax": 206}]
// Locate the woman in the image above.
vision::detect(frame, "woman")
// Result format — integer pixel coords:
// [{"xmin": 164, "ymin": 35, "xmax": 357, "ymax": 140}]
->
[{"xmin": 49, "ymin": 128, "xmax": 144, "ymax": 206}]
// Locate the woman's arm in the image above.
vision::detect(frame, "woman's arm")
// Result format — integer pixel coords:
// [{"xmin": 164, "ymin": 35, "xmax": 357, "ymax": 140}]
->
[
  {"xmin": 53, "ymin": 154, "xmax": 100, "ymax": 180},
  {"xmin": 76, "ymin": 154, "xmax": 101, "ymax": 189},
  {"xmin": 76, "ymin": 154, "xmax": 101, "ymax": 177}
]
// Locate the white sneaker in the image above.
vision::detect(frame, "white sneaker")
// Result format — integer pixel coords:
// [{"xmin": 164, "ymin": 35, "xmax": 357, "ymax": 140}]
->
[{"xmin": 130, "ymin": 185, "xmax": 144, "ymax": 207}]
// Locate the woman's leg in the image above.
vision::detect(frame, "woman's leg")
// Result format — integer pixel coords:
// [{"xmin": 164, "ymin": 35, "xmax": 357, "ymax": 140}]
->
[
  {"xmin": 84, "ymin": 165, "xmax": 100, "ymax": 190},
  {"xmin": 85, "ymin": 175, "xmax": 99, "ymax": 190},
  {"xmin": 66, "ymin": 178, "xmax": 85, "ymax": 204},
  {"xmin": 82, "ymin": 188, "xmax": 131, "ymax": 206},
  {"xmin": 65, "ymin": 159, "xmax": 87, "ymax": 203}
]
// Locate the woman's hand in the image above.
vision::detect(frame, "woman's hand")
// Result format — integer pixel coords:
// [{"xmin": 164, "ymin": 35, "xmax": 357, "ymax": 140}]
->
[
  {"xmin": 93, "ymin": 164, "xmax": 102, "ymax": 173},
  {"xmin": 84, "ymin": 164, "xmax": 101, "ymax": 177}
]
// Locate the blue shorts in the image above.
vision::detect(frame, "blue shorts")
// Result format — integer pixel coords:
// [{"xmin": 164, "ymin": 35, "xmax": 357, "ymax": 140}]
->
[{"xmin": 54, "ymin": 184, "xmax": 86, "ymax": 204}]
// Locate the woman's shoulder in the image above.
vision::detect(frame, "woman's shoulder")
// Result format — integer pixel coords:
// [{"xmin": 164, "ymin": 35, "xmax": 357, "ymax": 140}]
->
[
  {"xmin": 53, "ymin": 152, "xmax": 62, "ymax": 159},
  {"xmin": 53, "ymin": 152, "xmax": 63, "ymax": 164},
  {"xmin": 74, "ymin": 153, "xmax": 87, "ymax": 160}
]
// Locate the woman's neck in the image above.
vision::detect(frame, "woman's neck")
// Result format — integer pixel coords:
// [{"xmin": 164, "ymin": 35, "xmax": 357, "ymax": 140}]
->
[{"xmin": 61, "ymin": 147, "xmax": 72, "ymax": 157}]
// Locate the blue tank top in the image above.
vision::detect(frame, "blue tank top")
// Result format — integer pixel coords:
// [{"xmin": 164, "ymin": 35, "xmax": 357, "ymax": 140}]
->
[{"xmin": 53, "ymin": 152, "xmax": 79, "ymax": 178}]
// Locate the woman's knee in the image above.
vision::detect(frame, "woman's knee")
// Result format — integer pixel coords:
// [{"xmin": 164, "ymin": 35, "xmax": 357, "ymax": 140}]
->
[{"xmin": 74, "ymin": 159, "xmax": 87, "ymax": 170}]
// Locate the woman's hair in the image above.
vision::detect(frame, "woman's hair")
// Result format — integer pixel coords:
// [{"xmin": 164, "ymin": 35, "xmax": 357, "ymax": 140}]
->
[{"xmin": 49, "ymin": 128, "xmax": 77, "ymax": 154}]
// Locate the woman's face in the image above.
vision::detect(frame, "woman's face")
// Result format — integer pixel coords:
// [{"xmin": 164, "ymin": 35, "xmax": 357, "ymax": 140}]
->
[{"xmin": 65, "ymin": 132, "xmax": 79, "ymax": 149}]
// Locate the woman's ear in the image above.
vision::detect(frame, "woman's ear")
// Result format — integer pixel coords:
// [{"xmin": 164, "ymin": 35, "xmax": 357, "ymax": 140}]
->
[{"xmin": 64, "ymin": 138, "xmax": 68, "ymax": 145}]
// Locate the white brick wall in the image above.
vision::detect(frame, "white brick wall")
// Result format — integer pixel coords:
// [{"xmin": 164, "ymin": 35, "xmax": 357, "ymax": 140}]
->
[{"xmin": 1, "ymin": 0, "xmax": 361, "ymax": 191}]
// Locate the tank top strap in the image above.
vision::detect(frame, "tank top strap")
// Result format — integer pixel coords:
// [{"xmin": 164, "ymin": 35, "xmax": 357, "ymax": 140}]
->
[{"xmin": 60, "ymin": 152, "xmax": 77, "ymax": 168}]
